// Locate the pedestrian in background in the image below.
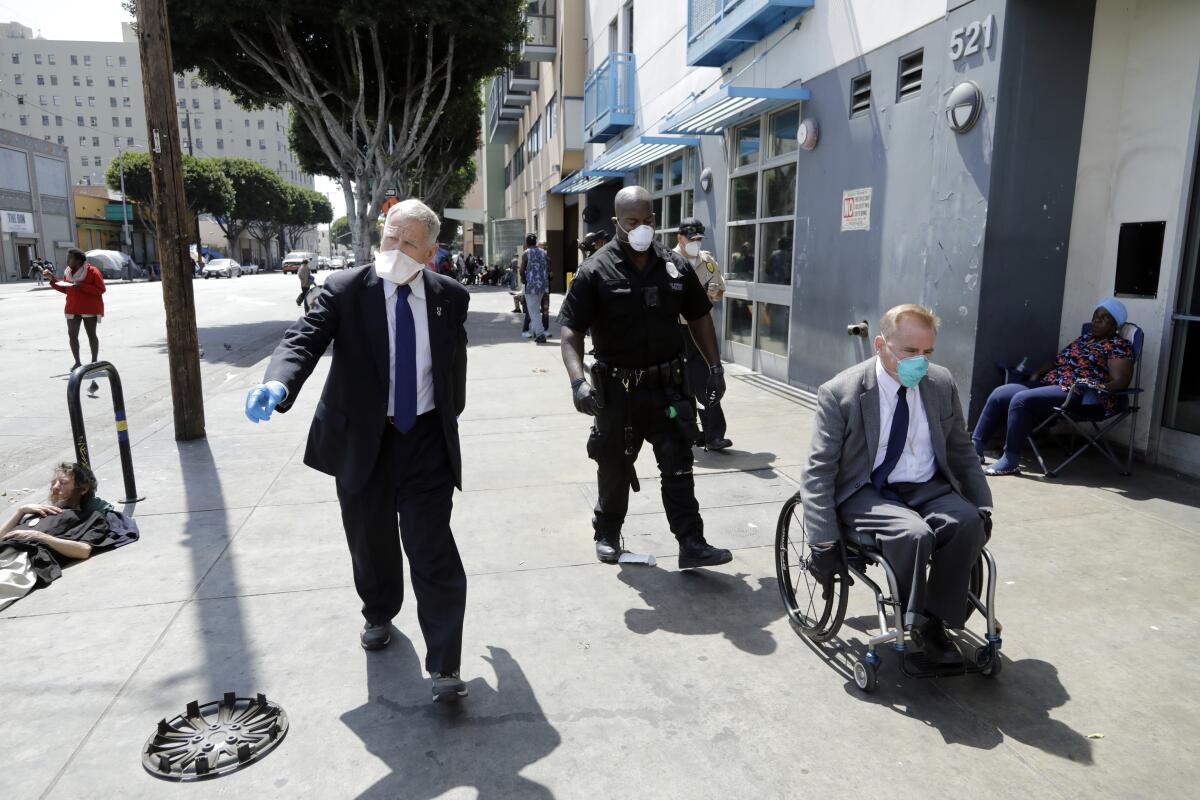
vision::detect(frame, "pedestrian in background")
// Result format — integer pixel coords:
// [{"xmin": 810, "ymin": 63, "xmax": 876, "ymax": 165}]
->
[
  {"xmin": 673, "ymin": 218, "xmax": 731, "ymax": 451},
  {"xmin": 30, "ymin": 258, "xmax": 45, "ymax": 287},
  {"xmin": 519, "ymin": 233, "xmax": 549, "ymax": 344},
  {"xmin": 296, "ymin": 258, "xmax": 313, "ymax": 311},
  {"xmin": 45, "ymin": 249, "xmax": 104, "ymax": 391}
]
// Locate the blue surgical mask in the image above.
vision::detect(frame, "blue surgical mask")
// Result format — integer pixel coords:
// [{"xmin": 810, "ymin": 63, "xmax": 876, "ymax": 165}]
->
[{"xmin": 886, "ymin": 344, "xmax": 929, "ymax": 388}]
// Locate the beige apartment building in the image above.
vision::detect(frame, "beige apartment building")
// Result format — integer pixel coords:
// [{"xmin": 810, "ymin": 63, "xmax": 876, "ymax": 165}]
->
[{"xmin": 486, "ymin": 0, "xmax": 586, "ymax": 290}]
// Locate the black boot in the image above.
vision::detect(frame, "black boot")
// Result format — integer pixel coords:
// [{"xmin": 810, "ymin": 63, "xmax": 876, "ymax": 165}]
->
[
  {"xmin": 911, "ymin": 617, "xmax": 962, "ymax": 665},
  {"xmin": 595, "ymin": 532, "xmax": 621, "ymax": 564},
  {"xmin": 678, "ymin": 533, "xmax": 732, "ymax": 569}
]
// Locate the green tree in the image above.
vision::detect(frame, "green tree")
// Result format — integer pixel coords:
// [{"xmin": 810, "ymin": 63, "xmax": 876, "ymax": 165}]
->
[
  {"xmin": 278, "ymin": 185, "xmax": 334, "ymax": 253},
  {"xmin": 161, "ymin": 0, "xmax": 525, "ymax": 262},
  {"xmin": 105, "ymin": 151, "xmax": 234, "ymax": 235},
  {"xmin": 207, "ymin": 157, "xmax": 287, "ymax": 257}
]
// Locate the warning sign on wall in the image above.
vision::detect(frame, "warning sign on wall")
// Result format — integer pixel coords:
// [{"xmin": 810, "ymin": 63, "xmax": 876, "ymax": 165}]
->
[{"xmin": 841, "ymin": 187, "xmax": 872, "ymax": 232}]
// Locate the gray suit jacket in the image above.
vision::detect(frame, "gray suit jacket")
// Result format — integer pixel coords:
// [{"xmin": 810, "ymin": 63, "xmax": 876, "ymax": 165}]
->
[{"xmin": 801, "ymin": 358, "xmax": 993, "ymax": 545}]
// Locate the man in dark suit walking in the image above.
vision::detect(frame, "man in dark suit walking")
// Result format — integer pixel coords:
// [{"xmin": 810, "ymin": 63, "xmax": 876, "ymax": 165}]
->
[{"xmin": 245, "ymin": 198, "xmax": 471, "ymax": 702}]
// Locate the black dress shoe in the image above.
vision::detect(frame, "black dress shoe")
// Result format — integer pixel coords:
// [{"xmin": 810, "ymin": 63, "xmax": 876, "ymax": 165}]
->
[
  {"xmin": 912, "ymin": 619, "xmax": 961, "ymax": 664},
  {"xmin": 595, "ymin": 533, "xmax": 622, "ymax": 564},
  {"xmin": 704, "ymin": 437, "xmax": 733, "ymax": 451},
  {"xmin": 360, "ymin": 622, "xmax": 391, "ymax": 651},
  {"xmin": 678, "ymin": 534, "xmax": 733, "ymax": 569}
]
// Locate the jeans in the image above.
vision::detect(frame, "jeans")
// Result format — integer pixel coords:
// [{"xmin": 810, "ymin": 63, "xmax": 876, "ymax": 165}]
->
[
  {"xmin": 525, "ymin": 291, "xmax": 545, "ymax": 336},
  {"xmin": 972, "ymin": 381, "xmax": 1079, "ymax": 465}
]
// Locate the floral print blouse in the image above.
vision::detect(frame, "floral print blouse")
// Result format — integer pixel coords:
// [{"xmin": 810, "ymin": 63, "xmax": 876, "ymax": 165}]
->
[{"xmin": 1042, "ymin": 334, "xmax": 1135, "ymax": 416}]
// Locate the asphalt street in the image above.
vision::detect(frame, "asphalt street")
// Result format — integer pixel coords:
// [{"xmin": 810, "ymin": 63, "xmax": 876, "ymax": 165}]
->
[{"xmin": 1, "ymin": 273, "xmax": 1198, "ymax": 799}]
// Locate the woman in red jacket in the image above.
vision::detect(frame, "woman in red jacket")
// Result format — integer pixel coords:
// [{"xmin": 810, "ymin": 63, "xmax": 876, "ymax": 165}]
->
[{"xmin": 44, "ymin": 248, "xmax": 105, "ymax": 375}]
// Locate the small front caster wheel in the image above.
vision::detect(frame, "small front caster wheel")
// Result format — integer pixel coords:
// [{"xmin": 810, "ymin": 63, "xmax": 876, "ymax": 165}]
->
[
  {"xmin": 853, "ymin": 659, "xmax": 878, "ymax": 692},
  {"xmin": 976, "ymin": 645, "xmax": 1002, "ymax": 678}
]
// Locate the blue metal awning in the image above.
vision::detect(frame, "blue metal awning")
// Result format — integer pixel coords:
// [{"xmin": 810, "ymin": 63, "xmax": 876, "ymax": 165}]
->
[
  {"xmin": 589, "ymin": 135, "xmax": 702, "ymax": 174},
  {"xmin": 662, "ymin": 85, "xmax": 810, "ymax": 135},
  {"xmin": 550, "ymin": 170, "xmax": 625, "ymax": 195}
]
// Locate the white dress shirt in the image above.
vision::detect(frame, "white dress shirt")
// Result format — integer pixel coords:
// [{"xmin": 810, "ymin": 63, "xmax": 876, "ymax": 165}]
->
[
  {"xmin": 383, "ymin": 273, "xmax": 435, "ymax": 416},
  {"xmin": 873, "ymin": 357, "xmax": 936, "ymax": 484}
]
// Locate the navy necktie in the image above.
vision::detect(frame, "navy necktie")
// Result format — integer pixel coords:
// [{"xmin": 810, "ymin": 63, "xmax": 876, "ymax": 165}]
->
[
  {"xmin": 393, "ymin": 284, "xmax": 417, "ymax": 433},
  {"xmin": 871, "ymin": 386, "xmax": 908, "ymax": 494}
]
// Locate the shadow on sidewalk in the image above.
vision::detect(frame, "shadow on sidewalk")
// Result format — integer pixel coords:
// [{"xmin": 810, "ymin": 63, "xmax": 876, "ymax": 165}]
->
[
  {"xmin": 617, "ymin": 566, "xmax": 783, "ymax": 656},
  {"xmin": 180, "ymin": 439, "xmax": 256, "ymax": 699},
  {"xmin": 341, "ymin": 637, "xmax": 561, "ymax": 799},
  {"xmin": 136, "ymin": 319, "xmax": 297, "ymax": 367},
  {"xmin": 810, "ymin": 616, "xmax": 1093, "ymax": 763}
]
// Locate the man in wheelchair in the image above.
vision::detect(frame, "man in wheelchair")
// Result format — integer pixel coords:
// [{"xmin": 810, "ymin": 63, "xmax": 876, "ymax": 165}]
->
[{"xmin": 802, "ymin": 304, "xmax": 993, "ymax": 664}]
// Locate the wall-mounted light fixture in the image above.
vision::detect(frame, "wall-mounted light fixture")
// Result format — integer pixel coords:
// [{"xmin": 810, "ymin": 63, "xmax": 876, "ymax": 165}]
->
[{"xmin": 797, "ymin": 117, "xmax": 819, "ymax": 150}]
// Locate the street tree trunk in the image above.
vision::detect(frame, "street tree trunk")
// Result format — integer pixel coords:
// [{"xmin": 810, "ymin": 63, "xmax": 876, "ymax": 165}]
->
[{"xmin": 135, "ymin": 0, "xmax": 205, "ymax": 440}]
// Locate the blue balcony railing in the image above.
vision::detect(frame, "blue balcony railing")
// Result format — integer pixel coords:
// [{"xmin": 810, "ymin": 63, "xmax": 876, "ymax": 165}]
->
[
  {"xmin": 583, "ymin": 52, "xmax": 636, "ymax": 144},
  {"xmin": 687, "ymin": 0, "xmax": 813, "ymax": 67}
]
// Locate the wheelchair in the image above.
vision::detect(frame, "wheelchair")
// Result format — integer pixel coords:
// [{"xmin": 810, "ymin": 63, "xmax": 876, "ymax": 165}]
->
[{"xmin": 774, "ymin": 492, "xmax": 1002, "ymax": 692}]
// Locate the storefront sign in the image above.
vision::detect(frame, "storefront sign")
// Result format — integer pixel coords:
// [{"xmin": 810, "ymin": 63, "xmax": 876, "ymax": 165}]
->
[
  {"xmin": 0, "ymin": 210, "xmax": 35, "ymax": 234},
  {"xmin": 841, "ymin": 188, "xmax": 872, "ymax": 232}
]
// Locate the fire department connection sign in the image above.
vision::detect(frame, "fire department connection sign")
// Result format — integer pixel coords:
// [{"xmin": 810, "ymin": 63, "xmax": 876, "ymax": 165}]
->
[{"xmin": 841, "ymin": 188, "xmax": 872, "ymax": 232}]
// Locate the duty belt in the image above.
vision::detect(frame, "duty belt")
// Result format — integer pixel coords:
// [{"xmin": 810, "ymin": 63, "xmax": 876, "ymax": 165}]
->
[{"xmin": 595, "ymin": 358, "xmax": 684, "ymax": 390}]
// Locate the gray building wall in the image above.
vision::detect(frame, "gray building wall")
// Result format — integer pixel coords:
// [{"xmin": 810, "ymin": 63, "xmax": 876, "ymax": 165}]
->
[
  {"xmin": 786, "ymin": 0, "xmax": 1096, "ymax": 419},
  {"xmin": 0, "ymin": 127, "xmax": 73, "ymax": 280}
]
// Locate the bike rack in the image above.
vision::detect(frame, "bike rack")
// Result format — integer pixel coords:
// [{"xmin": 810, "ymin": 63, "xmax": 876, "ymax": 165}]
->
[{"xmin": 67, "ymin": 361, "xmax": 144, "ymax": 503}]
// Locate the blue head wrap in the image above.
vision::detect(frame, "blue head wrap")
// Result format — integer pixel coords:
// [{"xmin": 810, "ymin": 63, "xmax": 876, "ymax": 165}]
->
[{"xmin": 1094, "ymin": 298, "xmax": 1127, "ymax": 328}]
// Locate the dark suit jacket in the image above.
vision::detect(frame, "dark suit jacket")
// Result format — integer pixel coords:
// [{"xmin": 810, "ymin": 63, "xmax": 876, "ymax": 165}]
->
[
  {"xmin": 264, "ymin": 266, "xmax": 469, "ymax": 493},
  {"xmin": 802, "ymin": 358, "xmax": 992, "ymax": 545}
]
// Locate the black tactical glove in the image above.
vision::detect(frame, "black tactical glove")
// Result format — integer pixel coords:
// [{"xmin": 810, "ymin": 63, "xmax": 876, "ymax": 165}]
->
[
  {"xmin": 705, "ymin": 365, "xmax": 726, "ymax": 407},
  {"xmin": 807, "ymin": 543, "xmax": 843, "ymax": 597},
  {"xmin": 572, "ymin": 378, "xmax": 601, "ymax": 416}
]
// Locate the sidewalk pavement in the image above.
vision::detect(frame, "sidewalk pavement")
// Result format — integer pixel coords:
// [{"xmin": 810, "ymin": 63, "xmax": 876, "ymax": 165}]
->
[{"xmin": 3, "ymin": 285, "xmax": 1199, "ymax": 799}]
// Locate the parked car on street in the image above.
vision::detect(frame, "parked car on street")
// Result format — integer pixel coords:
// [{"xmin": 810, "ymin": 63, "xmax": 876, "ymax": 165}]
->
[
  {"xmin": 86, "ymin": 249, "xmax": 145, "ymax": 280},
  {"xmin": 317, "ymin": 256, "xmax": 331, "ymax": 271},
  {"xmin": 240, "ymin": 262, "xmax": 261, "ymax": 275},
  {"xmin": 281, "ymin": 251, "xmax": 316, "ymax": 274},
  {"xmin": 329, "ymin": 256, "xmax": 345, "ymax": 269},
  {"xmin": 202, "ymin": 258, "xmax": 242, "ymax": 279}
]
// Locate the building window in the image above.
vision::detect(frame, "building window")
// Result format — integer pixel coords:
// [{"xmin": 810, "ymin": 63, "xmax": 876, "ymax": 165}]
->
[
  {"xmin": 244, "ymin": 119, "xmax": 250, "ymax": 128},
  {"xmin": 176, "ymin": 76, "xmax": 185, "ymax": 89},
  {"xmin": 195, "ymin": 138, "xmax": 203, "ymax": 150},
  {"xmin": 80, "ymin": 136, "xmax": 87, "ymax": 146},
  {"xmin": 108, "ymin": 77, "xmax": 115, "ymax": 87},
  {"xmin": 106, "ymin": 56, "xmax": 113, "ymax": 67},
  {"xmin": 897, "ymin": 49, "xmax": 923, "ymax": 102},
  {"xmin": 213, "ymin": 98, "xmax": 221, "ymax": 110},
  {"xmin": 56, "ymin": 115, "xmax": 63, "ymax": 126},
  {"xmin": 9, "ymin": 53, "xmax": 16, "ymax": 64},
  {"xmin": 13, "ymin": 74, "xmax": 22, "ymax": 85},
  {"xmin": 177, "ymin": 99, "xmax": 185, "ymax": 110},
  {"xmin": 49, "ymin": 75, "xmax": 58, "ymax": 86},
  {"xmin": 73, "ymin": 75, "xmax": 81, "ymax": 86},
  {"xmin": 109, "ymin": 97, "xmax": 117, "ymax": 108},
  {"xmin": 215, "ymin": 119, "xmax": 222, "ymax": 130},
  {"xmin": 259, "ymin": 139, "xmax": 266, "ymax": 150},
  {"xmin": 93, "ymin": 156, "xmax": 100, "ymax": 166},
  {"xmin": 90, "ymin": 116, "xmax": 97, "ymax": 126},
  {"xmin": 113, "ymin": 136, "xmax": 120, "ymax": 147},
  {"xmin": 36, "ymin": 75, "xmax": 44, "ymax": 85},
  {"xmin": 81, "ymin": 156, "xmax": 88, "ymax": 167},
  {"xmin": 245, "ymin": 138, "xmax": 251, "ymax": 147},
  {"xmin": 217, "ymin": 138, "xmax": 224, "ymax": 150},
  {"xmin": 190, "ymin": 77, "xmax": 199, "ymax": 89},
  {"xmin": 86, "ymin": 76, "xmax": 94, "ymax": 87},
  {"xmin": 121, "ymin": 96, "xmax": 130, "ymax": 107},
  {"xmin": 39, "ymin": 94, "xmax": 47, "ymax": 105},
  {"xmin": 75, "ymin": 95, "xmax": 82, "ymax": 106},
  {"xmin": 15, "ymin": 94, "xmax": 23, "ymax": 105},
  {"xmin": 58, "ymin": 136, "xmax": 65, "ymax": 145},
  {"xmin": 18, "ymin": 114, "xmax": 28, "ymax": 126},
  {"xmin": 53, "ymin": 96, "xmax": 61, "ymax": 106},
  {"xmin": 257, "ymin": 119, "xmax": 264, "ymax": 129},
  {"xmin": 42, "ymin": 115, "xmax": 50, "ymax": 125},
  {"xmin": 76, "ymin": 115, "xmax": 84, "ymax": 126},
  {"xmin": 126, "ymin": 136, "xmax": 133, "ymax": 146},
  {"xmin": 546, "ymin": 95, "xmax": 557, "ymax": 140},
  {"xmin": 726, "ymin": 105, "xmax": 799, "ymax": 286},
  {"xmin": 850, "ymin": 72, "xmax": 871, "ymax": 118},
  {"xmin": 121, "ymin": 76, "xmax": 129, "ymax": 88},
  {"xmin": 35, "ymin": 54, "xmax": 43, "ymax": 65},
  {"xmin": 125, "ymin": 117, "xmax": 132, "ymax": 127},
  {"xmin": 88, "ymin": 96, "xmax": 95, "ymax": 106},
  {"xmin": 92, "ymin": 136, "xmax": 100, "ymax": 146},
  {"xmin": 119, "ymin": 56, "xmax": 127, "ymax": 67},
  {"xmin": 637, "ymin": 150, "xmax": 696, "ymax": 247},
  {"xmin": 47, "ymin": 54, "xmax": 56, "ymax": 65},
  {"xmin": 111, "ymin": 116, "xmax": 119, "ymax": 127},
  {"xmin": 70, "ymin": 55, "xmax": 79, "ymax": 65},
  {"xmin": 194, "ymin": 118, "xmax": 202, "ymax": 129},
  {"xmin": 191, "ymin": 98, "xmax": 199, "ymax": 109},
  {"xmin": 83, "ymin": 55, "xmax": 91, "ymax": 66}
]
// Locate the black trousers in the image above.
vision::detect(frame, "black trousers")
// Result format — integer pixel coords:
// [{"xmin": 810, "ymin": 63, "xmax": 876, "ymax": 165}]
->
[
  {"xmin": 335, "ymin": 412, "xmax": 466, "ymax": 673},
  {"xmin": 588, "ymin": 381, "xmax": 703, "ymax": 542},
  {"xmin": 683, "ymin": 332, "xmax": 726, "ymax": 443}
]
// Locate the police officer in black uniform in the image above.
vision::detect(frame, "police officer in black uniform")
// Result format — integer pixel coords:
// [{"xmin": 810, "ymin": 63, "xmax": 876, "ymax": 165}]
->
[{"xmin": 558, "ymin": 186, "xmax": 733, "ymax": 569}]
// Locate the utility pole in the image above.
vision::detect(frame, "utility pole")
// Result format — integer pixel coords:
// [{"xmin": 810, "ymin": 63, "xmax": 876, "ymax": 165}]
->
[
  {"xmin": 135, "ymin": 0, "xmax": 206, "ymax": 440},
  {"xmin": 182, "ymin": 107, "xmax": 205, "ymax": 265}
]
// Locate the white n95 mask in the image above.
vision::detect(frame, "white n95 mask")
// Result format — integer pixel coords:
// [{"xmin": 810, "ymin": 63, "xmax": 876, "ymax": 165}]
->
[
  {"xmin": 375, "ymin": 248, "xmax": 423, "ymax": 285},
  {"xmin": 620, "ymin": 222, "xmax": 655, "ymax": 252},
  {"xmin": 683, "ymin": 240, "xmax": 701, "ymax": 259}
]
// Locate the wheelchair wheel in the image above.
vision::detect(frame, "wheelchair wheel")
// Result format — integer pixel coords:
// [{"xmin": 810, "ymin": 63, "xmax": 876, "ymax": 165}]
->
[
  {"xmin": 775, "ymin": 493, "xmax": 849, "ymax": 642},
  {"xmin": 853, "ymin": 659, "xmax": 878, "ymax": 692}
]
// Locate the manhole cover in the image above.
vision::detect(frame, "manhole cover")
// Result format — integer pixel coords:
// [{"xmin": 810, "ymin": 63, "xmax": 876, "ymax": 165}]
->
[{"xmin": 142, "ymin": 692, "xmax": 288, "ymax": 781}]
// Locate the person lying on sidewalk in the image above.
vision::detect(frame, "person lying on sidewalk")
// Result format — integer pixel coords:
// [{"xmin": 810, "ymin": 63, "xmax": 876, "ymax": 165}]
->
[{"xmin": 0, "ymin": 462, "xmax": 139, "ymax": 612}]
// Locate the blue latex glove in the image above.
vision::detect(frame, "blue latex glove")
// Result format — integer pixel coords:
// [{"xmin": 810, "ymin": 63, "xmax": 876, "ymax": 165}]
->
[{"xmin": 245, "ymin": 381, "xmax": 287, "ymax": 423}]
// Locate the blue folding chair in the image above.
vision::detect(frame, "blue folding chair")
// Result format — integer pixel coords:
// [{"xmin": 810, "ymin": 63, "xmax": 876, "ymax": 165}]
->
[{"xmin": 1026, "ymin": 322, "xmax": 1144, "ymax": 477}]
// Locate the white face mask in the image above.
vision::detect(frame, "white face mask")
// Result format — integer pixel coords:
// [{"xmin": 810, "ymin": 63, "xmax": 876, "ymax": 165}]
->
[
  {"xmin": 374, "ymin": 247, "xmax": 423, "ymax": 285},
  {"xmin": 619, "ymin": 221, "xmax": 655, "ymax": 252},
  {"xmin": 683, "ymin": 240, "xmax": 701, "ymax": 259}
]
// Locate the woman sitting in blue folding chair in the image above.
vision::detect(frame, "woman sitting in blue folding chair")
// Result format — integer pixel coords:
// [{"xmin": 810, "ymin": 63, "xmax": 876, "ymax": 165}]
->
[{"xmin": 971, "ymin": 298, "xmax": 1136, "ymax": 476}]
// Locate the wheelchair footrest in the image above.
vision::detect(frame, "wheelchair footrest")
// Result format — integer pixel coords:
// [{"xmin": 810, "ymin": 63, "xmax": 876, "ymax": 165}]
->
[{"xmin": 901, "ymin": 650, "xmax": 968, "ymax": 678}]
